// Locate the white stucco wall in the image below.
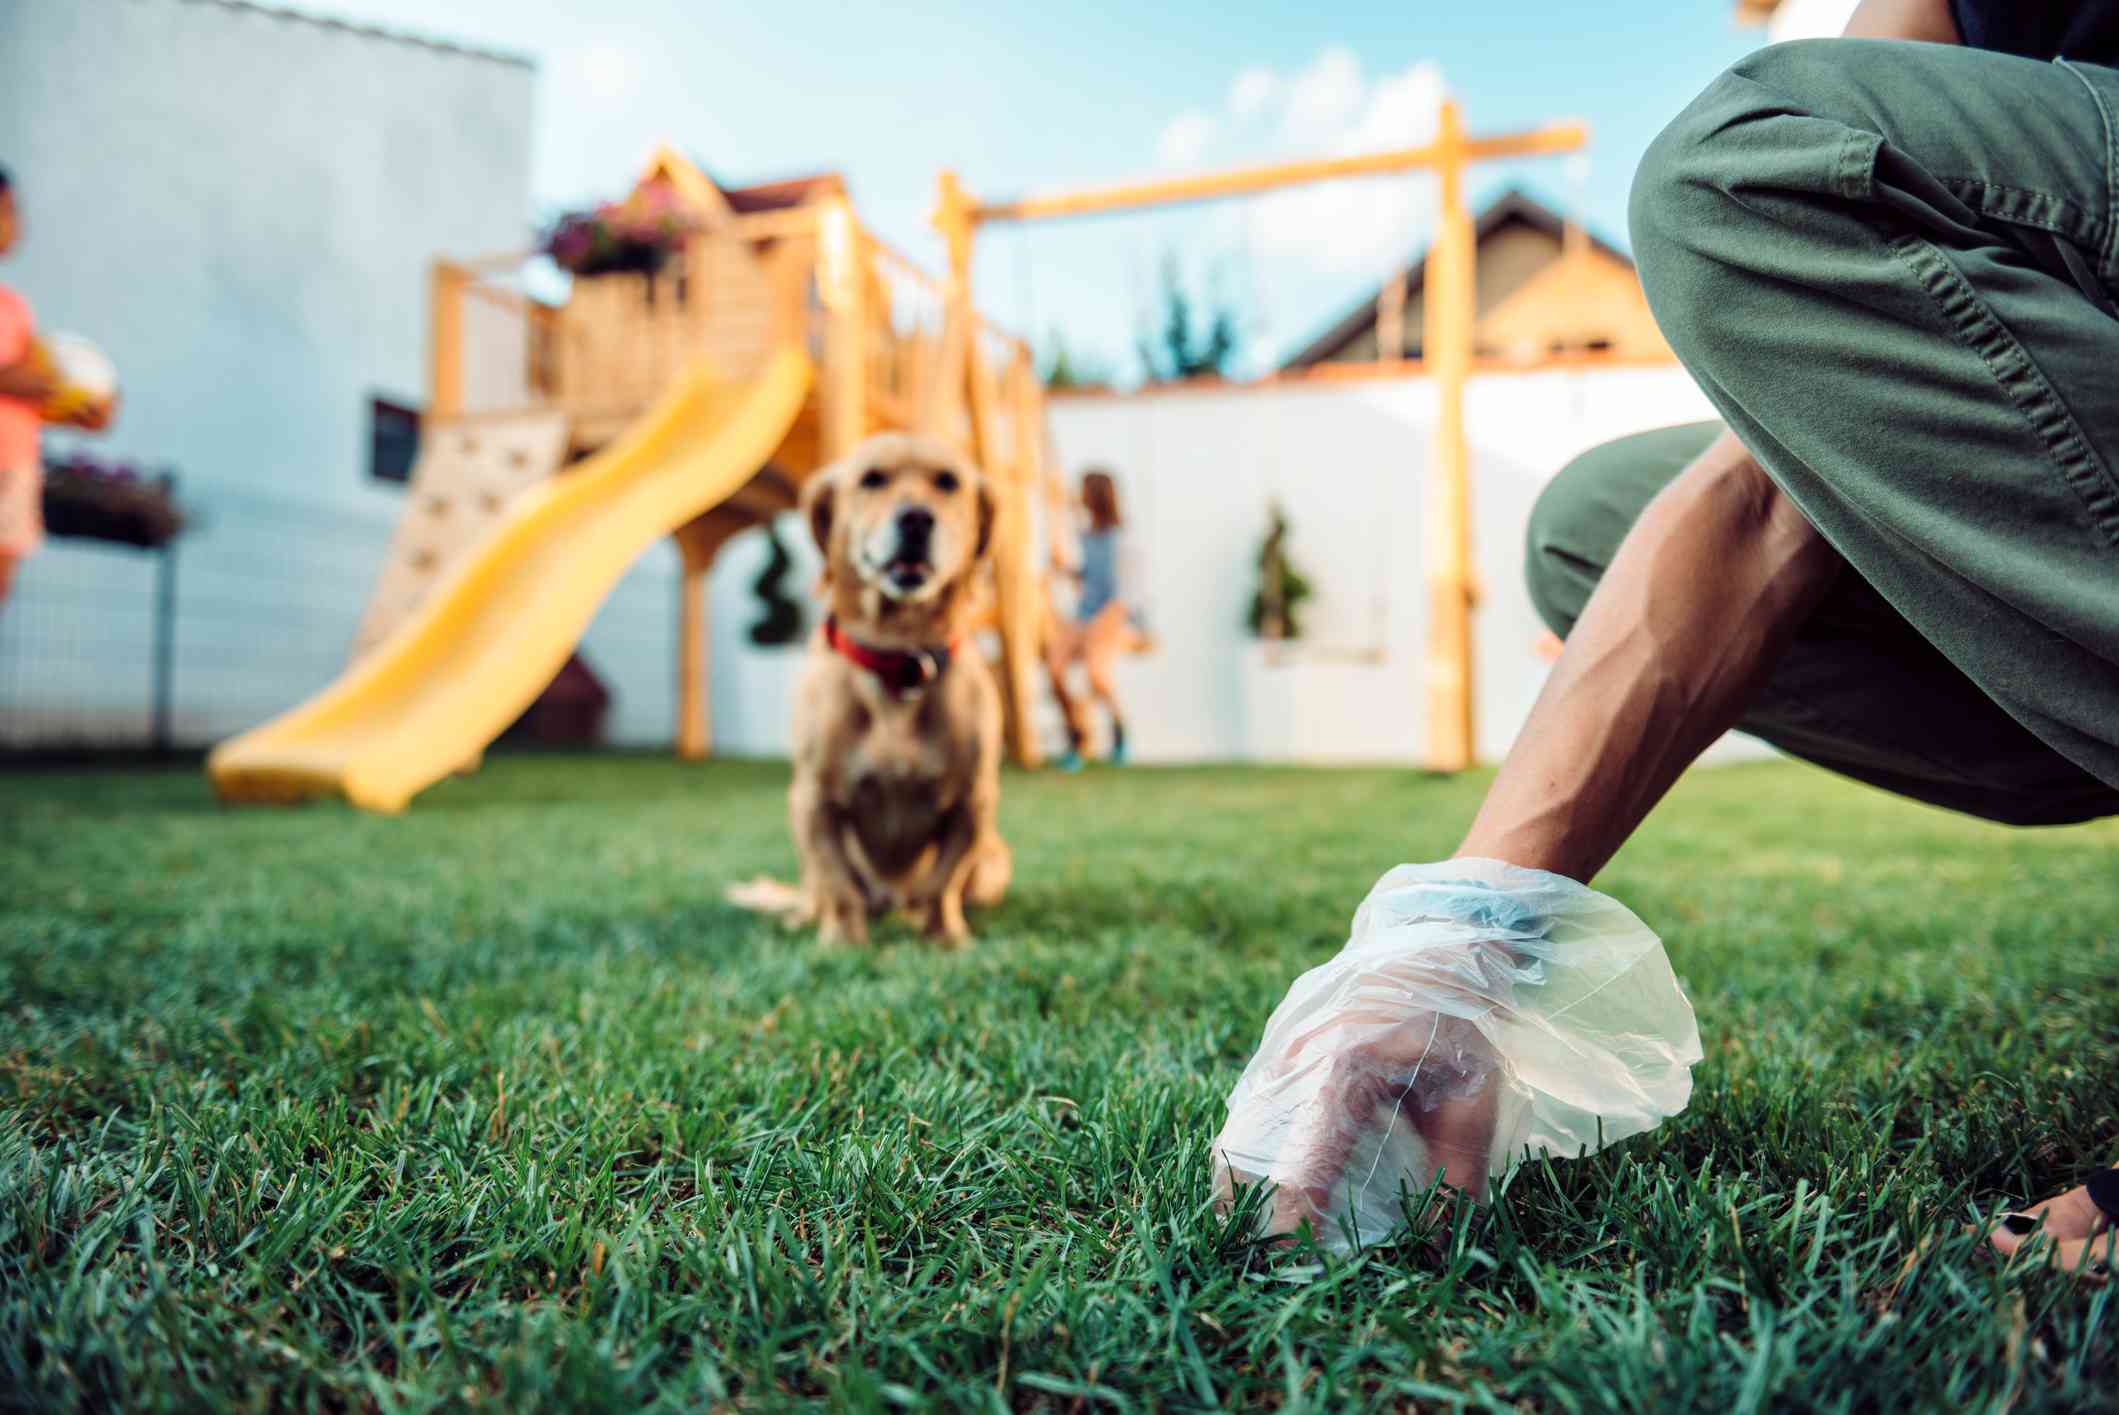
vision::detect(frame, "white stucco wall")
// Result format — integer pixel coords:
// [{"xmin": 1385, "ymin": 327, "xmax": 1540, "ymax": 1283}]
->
[
  {"xmin": 1037, "ymin": 366, "xmax": 1725, "ymax": 764},
  {"xmin": 1, "ymin": 0, "xmax": 535, "ymax": 514},
  {"xmin": 0, "ymin": 0, "xmax": 587, "ymax": 744}
]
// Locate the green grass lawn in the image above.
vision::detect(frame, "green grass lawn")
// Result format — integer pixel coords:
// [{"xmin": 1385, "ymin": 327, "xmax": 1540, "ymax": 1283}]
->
[{"xmin": 2, "ymin": 754, "xmax": 2116, "ymax": 1411}]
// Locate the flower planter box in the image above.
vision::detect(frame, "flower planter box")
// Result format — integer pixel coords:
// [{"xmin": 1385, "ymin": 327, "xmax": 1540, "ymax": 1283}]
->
[
  {"xmin": 543, "ymin": 178, "xmax": 701, "ymax": 279},
  {"xmin": 41, "ymin": 456, "xmax": 185, "ymax": 549}
]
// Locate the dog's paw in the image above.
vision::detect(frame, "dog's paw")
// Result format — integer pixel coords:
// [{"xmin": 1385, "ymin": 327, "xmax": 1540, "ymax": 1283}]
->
[
  {"xmin": 816, "ymin": 898, "xmax": 871, "ymax": 947},
  {"xmin": 922, "ymin": 903, "xmax": 974, "ymax": 950}
]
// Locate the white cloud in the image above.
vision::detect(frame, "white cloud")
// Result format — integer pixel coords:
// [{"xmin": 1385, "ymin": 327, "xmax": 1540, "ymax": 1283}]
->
[
  {"xmin": 1155, "ymin": 110, "xmax": 1217, "ymax": 167},
  {"xmin": 1343, "ymin": 58, "xmax": 1444, "ymax": 154},
  {"xmin": 1228, "ymin": 66, "xmax": 1279, "ymax": 120},
  {"xmin": 1280, "ymin": 45, "xmax": 1363, "ymax": 144},
  {"xmin": 1246, "ymin": 58, "xmax": 1447, "ymax": 277},
  {"xmin": 1132, "ymin": 47, "xmax": 1451, "ymax": 367}
]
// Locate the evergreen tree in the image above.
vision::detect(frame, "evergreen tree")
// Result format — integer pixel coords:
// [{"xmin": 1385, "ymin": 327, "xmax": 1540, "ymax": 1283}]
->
[
  {"xmin": 1138, "ymin": 250, "xmax": 1244, "ymax": 383},
  {"xmin": 747, "ymin": 521, "xmax": 805, "ymax": 647},
  {"xmin": 1246, "ymin": 502, "xmax": 1313, "ymax": 640},
  {"xmin": 1042, "ymin": 333, "xmax": 1111, "ymax": 390}
]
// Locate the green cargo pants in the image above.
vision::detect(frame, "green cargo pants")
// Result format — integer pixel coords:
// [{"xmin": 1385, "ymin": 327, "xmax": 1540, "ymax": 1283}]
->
[{"xmin": 1526, "ymin": 38, "xmax": 2119, "ymax": 826}]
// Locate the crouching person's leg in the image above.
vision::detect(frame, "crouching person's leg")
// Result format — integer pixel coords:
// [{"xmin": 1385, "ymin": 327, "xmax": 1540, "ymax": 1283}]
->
[
  {"xmin": 1629, "ymin": 37, "xmax": 2119, "ymax": 802},
  {"xmin": 1527, "ymin": 425, "xmax": 2119, "ymax": 825}
]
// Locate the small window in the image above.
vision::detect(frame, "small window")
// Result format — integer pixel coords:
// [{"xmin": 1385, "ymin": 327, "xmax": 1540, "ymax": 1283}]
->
[{"xmin": 369, "ymin": 395, "xmax": 422, "ymax": 484}]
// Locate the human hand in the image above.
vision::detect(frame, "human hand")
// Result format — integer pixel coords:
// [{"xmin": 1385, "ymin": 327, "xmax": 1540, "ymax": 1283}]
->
[
  {"xmin": 0, "ymin": 356, "xmax": 59, "ymax": 405},
  {"xmin": 1211, "ymin": 859, "xmax": 1702, "ymax": 1254},
  {"xmin": 1213, "ymin": 940, "xmax": 1513, "ymax": 1247}
]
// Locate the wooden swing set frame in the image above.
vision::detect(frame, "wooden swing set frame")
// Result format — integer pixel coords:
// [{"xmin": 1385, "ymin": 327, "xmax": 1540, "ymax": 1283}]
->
[
  {"xmin": 419, "ymin": 108, "xmax": 1585, "ymax": 777},
  {"xmin": 926, "ymin": 102, "xmax": 1586, "ymax": 771}
]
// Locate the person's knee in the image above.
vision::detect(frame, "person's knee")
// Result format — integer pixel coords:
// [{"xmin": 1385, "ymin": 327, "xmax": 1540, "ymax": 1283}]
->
[
  {"xmin": 1524, "ymin": 437, "xmax": 1658, "ymax": 637},
  {"xmin": 1632, "ymin": 40, "xmax": 1858, "ymax": 221},
  {"xmin": 1629, "ymin": 41, "xmax": 1867, "ymax": 357},
  {"xmin": 1629, "ymin": 77, "xmax": 1745, "ymax": 347}
]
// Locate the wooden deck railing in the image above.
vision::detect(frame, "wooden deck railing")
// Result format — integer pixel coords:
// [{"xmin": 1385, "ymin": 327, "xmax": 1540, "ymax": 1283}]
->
[
  {"xmin": 428, "ymin": 206, "xmax": 829, "ymax": 440},
  {"xmin": 428, "ymin": 200, "xmax": 1043, "ymax": 477}
]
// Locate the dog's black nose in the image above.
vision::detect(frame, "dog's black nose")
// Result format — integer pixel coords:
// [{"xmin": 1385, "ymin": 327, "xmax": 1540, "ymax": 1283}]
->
[{"xmin": 896, "ymin": 506, "xmax": 935, "ymax": 544}]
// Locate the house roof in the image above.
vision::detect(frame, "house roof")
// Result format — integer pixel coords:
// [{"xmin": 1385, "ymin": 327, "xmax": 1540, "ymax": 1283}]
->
[
  {"xmin": 189, "ymin": 0, "xmax": 534, "ymax": 69},
  {"xmin": 635, "ymin": 147, "xmax": 847, "ymax": 220},
  {"xmin": 1280, "ymin": 188, "xmax": 1632, "ymax": 370},
  {"xmin": 721, "ymin": 172, "xmax": 848, "ymax": 213}
]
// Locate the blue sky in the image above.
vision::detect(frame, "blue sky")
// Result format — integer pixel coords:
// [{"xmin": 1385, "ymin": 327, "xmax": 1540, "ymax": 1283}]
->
[{"xmin": 319, "ymin": 0, "xmax": 1763, "ymax": 377}]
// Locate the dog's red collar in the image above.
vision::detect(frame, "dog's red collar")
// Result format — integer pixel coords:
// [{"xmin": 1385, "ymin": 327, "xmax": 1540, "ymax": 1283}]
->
[{"xmin": 825, "ymin": 616, "xmax": 958, "ymax": 697}]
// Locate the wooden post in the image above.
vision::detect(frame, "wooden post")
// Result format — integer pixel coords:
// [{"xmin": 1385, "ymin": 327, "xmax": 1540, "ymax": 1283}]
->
[
  {"xmin": 919, "ymin": 309, "xmax": 971, "ymax": 443},
  {"xmin": 770, "ymin": 240, "xmax": 808, "ymax": 350},
  {"xmin": 1013, "ymin": 344, "xmax": 1046, "ymax": 494},
  {"xmin": 528, "ymin": 300, "xmax": 561, "ymax": 402},
  {"xmin": 908, "ymin": 329, "xmax": 937, "ymax": 418},
  {"xmin": 936, "ymin": 171, "xmax": 975, "ymax": 316},
  {"xmin": 985, "ymin": 348, "xmax": 1043, "ymax": 767},
  {"xmin": 669, "ymin": 509, "xmax": 754, "ymax": 760},
  {"xmin": 819, "ymin": 197, "xmax": 868, "ymax": 459},
  {"xmin": 933, "ymin": 170, "xmax": 1043, "ymax": 766},
  {"xmin": 1423, "ymin": 100, "xmax": 1479, "ymax": 772},
  {"xmin": 676, "ymin": 561, "xmax": 711, "ymax": 761},
  {"xmin": 1562, "ymin": 213, "xmax": 1588, "ymax": 263},
  {"xmin": 965, "ymin": 330, "xmax": 1004, "ymax": 470},
  {"xmin": 920, "ymin": 171, "xmax": 977, "ymax": 442},
  {"xmin": 1376, "ymin": 270, "xmax": 1408, "ymax": 363},
  {"xmin": 429, "ymin": 260, "xmax": 470, "ymax": 419}
]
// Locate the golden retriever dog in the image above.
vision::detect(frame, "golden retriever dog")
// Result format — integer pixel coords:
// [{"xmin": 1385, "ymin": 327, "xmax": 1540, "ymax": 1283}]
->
[{"xmin": 730, "ymin": 433, "xmax": 1012, "ymax": 946}]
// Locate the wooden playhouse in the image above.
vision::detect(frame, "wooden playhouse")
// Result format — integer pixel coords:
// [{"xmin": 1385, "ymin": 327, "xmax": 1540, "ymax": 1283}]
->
[{"xmin": 212, "ymin": 148, "xmax": 1054, "ymax": 810}]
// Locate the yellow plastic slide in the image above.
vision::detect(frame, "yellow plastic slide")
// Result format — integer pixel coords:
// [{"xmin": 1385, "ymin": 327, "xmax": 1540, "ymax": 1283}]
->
[{"xmin": 209, "ymin": 348, "xmax": 813, "ymax": 813}]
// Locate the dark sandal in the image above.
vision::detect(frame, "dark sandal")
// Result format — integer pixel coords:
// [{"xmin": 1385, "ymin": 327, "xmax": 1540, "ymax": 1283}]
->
[{"xmin": 2086, "ymin": 1168, "xmax": 2119, "ymax": 1225}]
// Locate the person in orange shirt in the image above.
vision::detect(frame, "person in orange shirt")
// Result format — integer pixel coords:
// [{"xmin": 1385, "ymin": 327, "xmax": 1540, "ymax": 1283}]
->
[{"xmin": 0, "ymin": 167, "xmax": 55, "ymax": 605}]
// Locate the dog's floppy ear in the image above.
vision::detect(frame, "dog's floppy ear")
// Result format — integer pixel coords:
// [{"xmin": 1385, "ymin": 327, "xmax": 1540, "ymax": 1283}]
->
[
  {"xmin": 803, "ymin": 467, "xmax": 837, "ymax": 559},
  {"xmin": 974, "ymin": 473, "xmax": 998, "ymax": 561}
]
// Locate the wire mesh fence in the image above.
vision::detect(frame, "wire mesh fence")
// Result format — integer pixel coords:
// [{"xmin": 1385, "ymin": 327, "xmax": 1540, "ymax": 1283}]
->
[
  {"xmin": 0, "ymin": 531, "xmax": 176, "ymax": 753},
  {"xmin": 0, "ymin": 481, "xmax": 684, "ymax": 756}
]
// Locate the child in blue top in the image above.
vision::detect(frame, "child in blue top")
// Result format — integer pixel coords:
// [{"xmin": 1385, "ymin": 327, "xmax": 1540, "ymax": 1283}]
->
[{"xmin": 1046, "ymin": 469, "xmax": 1147, "ymax": 768}]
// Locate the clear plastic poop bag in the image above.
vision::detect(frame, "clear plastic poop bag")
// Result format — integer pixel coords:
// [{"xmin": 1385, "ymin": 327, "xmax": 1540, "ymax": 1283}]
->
[{"xmin": 1212, "ymin": 858, "xmax": 1702, "ymax": 1251}]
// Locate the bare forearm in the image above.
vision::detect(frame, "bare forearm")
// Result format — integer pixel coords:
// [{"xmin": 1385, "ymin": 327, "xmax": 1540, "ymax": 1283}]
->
[{"xmin": 1456, "ymin": 431, "xmax": 1842, "ymax": 881}]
